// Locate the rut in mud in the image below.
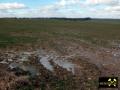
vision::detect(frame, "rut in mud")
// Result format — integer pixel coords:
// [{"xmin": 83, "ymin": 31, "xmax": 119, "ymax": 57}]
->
[
  {"xmin": 0, "ymin": 43, "xmax": 120, "ymax": 90},
  {"xmin": 0, "ymin": 47, "xmax": 100, "ymax": 90}
]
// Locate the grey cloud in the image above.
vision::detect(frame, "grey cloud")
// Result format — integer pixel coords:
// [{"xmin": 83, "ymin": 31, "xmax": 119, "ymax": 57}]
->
[{"xmin": 0, "ymin": 2, "xmax": 26, "ymax": 10}]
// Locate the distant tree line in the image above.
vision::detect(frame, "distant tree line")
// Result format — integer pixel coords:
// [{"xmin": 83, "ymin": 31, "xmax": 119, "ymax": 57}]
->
[{"xmin": 0, "ymin": 17, "xmax": 92, "ymax": 21}]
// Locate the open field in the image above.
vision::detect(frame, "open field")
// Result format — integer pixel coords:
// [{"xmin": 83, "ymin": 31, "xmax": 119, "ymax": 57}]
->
[
  {"xmin": 0, "ymin": 18, "xmax": 120, "ymax": 90},
  {"xmin": 0, "ymin": 18, "xmax": 120, "ymax": 48}
]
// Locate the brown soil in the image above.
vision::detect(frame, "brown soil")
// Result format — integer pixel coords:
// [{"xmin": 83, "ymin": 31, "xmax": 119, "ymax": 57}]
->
[{"xmin": 0, "ymin": 43, "xmax": 120, "ymax": 90}]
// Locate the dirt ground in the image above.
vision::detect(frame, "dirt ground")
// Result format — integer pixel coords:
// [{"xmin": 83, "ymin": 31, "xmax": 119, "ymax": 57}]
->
[{"xmin": 0, "ymin": 42, "xmax": 120, "ymax": 90}]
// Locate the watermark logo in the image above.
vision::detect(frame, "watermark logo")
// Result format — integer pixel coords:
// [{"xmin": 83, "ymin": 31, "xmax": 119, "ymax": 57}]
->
[{"xmin": 99, "ymin": 77, "xmax": 118, "ymax": 88}]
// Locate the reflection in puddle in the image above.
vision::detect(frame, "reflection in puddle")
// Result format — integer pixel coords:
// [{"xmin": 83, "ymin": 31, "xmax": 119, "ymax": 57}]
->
[
  {"xmin": 9, "ymin": 63, "xmax": 38, "ymax": 76},
  {"xmin": 39, "ymin": 54, "xmax": 75, "ymax": 74},
  {"xmin": 4, "ymin": 50, "xmax": 77, "ymax": 75},
  {"xmin": 54, "ymin": 60, "xmax": 75, "ymax": 74},
  {"xmin": 39, "ymin": 55, "xmax": 54, "ymax": 71}
]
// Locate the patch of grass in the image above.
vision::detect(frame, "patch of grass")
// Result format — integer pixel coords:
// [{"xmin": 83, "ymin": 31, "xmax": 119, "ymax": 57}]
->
[
  {"xmin": 0, "ymin": 18, "xmax": 120, "ymax": 48},
  {"xmin": 0, "ymin": 33, "xmax": 37, "ymax": 47}
]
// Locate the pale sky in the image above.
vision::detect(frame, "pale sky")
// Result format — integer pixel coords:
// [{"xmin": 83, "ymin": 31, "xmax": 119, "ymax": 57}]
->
[{"xmin": 0, "ymin": 0, "xmax": 120, "ymax": 18}]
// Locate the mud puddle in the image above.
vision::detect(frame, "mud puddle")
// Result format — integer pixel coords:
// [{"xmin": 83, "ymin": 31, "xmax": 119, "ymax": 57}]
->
[
  {"xmin": 9, "ymin": 62, "xmax": 38, "ymax": 77},
  {"xmin": 0, "ymin": 48, "xmax": 104, "ymax": 90},
  {"xmin": 0, "ymin": 49, "xmax": 77, "ymax": 76},
  {"xmin": 39, "ymin": 55, "xmax": 54, "ymax": 71},
  {"xmin": 54, "ymin": 60, "xmax": 75, "ymax": 74}
]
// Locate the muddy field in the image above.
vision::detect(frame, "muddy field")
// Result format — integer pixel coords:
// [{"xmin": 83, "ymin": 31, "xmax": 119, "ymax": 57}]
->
[
  {"xmin": 0, "ymin": 47, "xmax": 99, "ymax": 90},
  {"xmin": 0, "ymin": 44, "xmax": 120, "ymax": 90},
  {"xmin": 0, "ymin": 19, "xmax": 120, "ymax": 90}
]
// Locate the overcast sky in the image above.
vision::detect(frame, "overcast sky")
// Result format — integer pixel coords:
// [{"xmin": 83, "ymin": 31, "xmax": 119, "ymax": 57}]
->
[{"xmin": 0, "ymin": 0, "xmax": 120, "ymax": 18}]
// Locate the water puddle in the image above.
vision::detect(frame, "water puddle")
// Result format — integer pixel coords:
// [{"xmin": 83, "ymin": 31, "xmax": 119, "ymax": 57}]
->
[
  {"xmin": 2, "ymin": 50, "xmax": 77, "ymax": 75},
  {"xmin": 39, "ymin": 55, "xmax": 54, "ymax": 71},
  {"xmin": 9, "ymin": 63, "xmax": 38, "ymax": 76},
  {"xmin": 38, "ymin": 53, "xmax": 76, "ymax": 74},
  {"xmin": 54, "ymin": 60, "xmax": 75, "ymax": 74}
]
